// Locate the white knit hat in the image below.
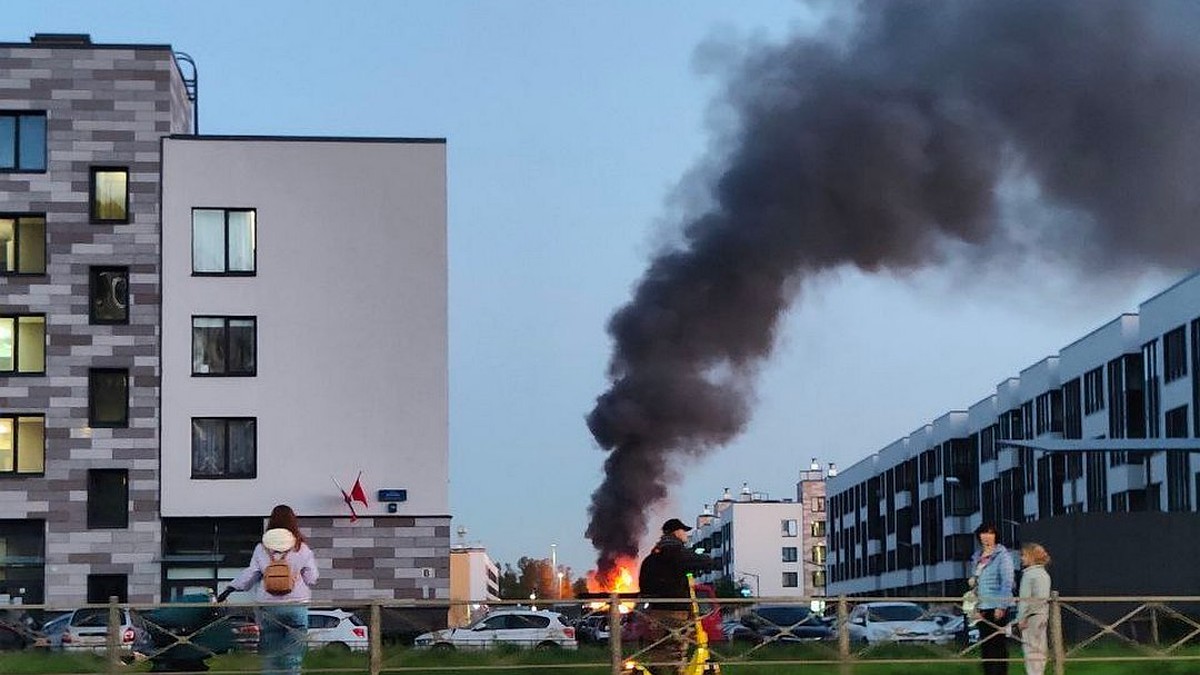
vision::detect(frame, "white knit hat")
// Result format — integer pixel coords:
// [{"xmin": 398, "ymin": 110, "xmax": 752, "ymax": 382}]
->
[{"xmin": 262, "ymin": 528, "xmax": 296, "ymax": 552}]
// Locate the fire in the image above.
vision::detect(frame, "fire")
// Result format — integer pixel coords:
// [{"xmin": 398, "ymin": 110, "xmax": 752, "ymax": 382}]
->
[
  {"xmin": 585, "ymin": 556, "xmax": 640, "ymax": 614},
  {"xmin": 586, "ymin": 555, "xmax": 639, "ymax": 594}
]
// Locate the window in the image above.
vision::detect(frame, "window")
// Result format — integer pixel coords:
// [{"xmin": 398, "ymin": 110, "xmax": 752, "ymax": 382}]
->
[
  {"xmin": 0, "ymin": 415, "xmax": 45, "ymax": 474},
  {"xmin": 0, "ymin": 315, "xmax": 45, "ymax": 374},
  {"xmin": 90, "ymin": 168, "xmax": 129, "ymax": 223},
  {"xmin": 192, "ymin": 418, "xmax": 256, "ymax": 479},
  {"xmin": 781, "ymin": 547, "xmax": 798, "ymax": 563},
  {"xmin": 812, "ymin": 544, "xmax": 826, "ymax": 565},
  {"xmin": 85, "ymin": 575, "xmax": 128, "ymax": 604},
  {"xmin": 87, "ymin": 470, "xmax": 128, "ymax": 529},
  {"xmin": 810, "ymin": 520, "xmax": 826, "ymax": 538},
  {"xmin": 0, "ymin": 112, "xmax": 47, "ymax": 172},
  {"xmin": 0, "ymin": 215, "xmax": 46, "ymax": 275},
  {"xmin": 781, "ymin": 572, "xmax": 799, "ymax": 588},
  {"xmin": 88, "ymin": 368, "xmax": 128, "ymax": 427},
  {"xmin": 192, "ymin": 316, "xmax": 256, "ymax": 376},
  {"xmin": 1165, "ymin": 326, "xmax": 1187, "ymax": 382},
  {"xmin": 811, "ymin": 570, "xmax": 826, "ymax": 588},
  {"xmin": 781, "ymin": 519, "xmax": 798, "ymax": 537},
  {"xmin": 811, "ymin": 496, "xmax": 825, "ymax": 512},
  {"xmin": 193, "ymin": 209, "xmax": 256, "ymax": 274},
  {"xmin": 89, "ymin": 267, "xmax": 129, "ymax": 324}
]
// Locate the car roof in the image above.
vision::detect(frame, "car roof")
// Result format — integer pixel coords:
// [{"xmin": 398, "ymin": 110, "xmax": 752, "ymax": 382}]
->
[{"xmin": 862, "ymin": 601, "xmax": 921, "ymax": 607}]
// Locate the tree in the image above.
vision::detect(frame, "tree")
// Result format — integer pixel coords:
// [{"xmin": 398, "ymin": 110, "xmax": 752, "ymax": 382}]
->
[{"xmin": 496, "ymin": 557, "xmax": 577, "ymax": 600}]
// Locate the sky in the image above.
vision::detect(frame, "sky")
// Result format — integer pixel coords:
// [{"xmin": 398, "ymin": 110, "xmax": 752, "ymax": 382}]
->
[{"xmin": 4, "ymin": 1, "xmax": 1181, "ymax": 579}]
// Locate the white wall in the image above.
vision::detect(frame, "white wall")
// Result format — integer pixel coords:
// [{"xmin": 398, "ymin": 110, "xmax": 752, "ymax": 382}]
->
[{"xmin": 160, "ymin": 137, "xmax": 448, "ymax": 518}]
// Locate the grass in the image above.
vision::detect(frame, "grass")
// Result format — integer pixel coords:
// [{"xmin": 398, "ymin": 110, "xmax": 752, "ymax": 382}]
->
[{"xmin": 3, "ymin": 643, "xmax": 1200, "ymax": 674}]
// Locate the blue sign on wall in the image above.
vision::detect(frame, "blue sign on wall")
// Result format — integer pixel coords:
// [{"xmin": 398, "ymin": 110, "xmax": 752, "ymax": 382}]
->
[{"xmin": 377, "ymin": 489, "xmax": 408, "ymax": 503}]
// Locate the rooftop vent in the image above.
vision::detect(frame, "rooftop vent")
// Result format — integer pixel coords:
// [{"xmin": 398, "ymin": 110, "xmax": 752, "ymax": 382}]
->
[
  {"xmin": 827, "ymin": 462, "xmax": 838, "ymax": 478},
  {"xmin": 31, "ymin": 33, "xmax": 92, "ymax": 45},
  {"xmin": 810, "ymin": 457, "xmax": 820, "ymax": 471}
]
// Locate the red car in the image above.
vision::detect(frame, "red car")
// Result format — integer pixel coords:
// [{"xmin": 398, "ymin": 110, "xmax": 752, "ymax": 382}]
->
[{"xmin": 622, "ymin": 584, "xmax": 725, "ymax": 643}]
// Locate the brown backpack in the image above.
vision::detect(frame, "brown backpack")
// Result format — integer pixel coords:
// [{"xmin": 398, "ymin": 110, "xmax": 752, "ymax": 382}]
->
[{"xmin": 263, "ymin": 550, "xmax": 295, "ymax": 596}]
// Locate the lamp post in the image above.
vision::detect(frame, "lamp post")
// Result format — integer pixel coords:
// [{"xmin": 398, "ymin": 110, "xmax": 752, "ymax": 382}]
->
[{"xmin": 550, "ymin": 543, "xmax": 558, "ymax": 598}]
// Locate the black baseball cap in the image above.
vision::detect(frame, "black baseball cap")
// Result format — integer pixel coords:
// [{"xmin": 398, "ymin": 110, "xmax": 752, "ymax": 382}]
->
[{"xmin": 662, "ymin": 518, "xmax": 692, "ymax": 533}]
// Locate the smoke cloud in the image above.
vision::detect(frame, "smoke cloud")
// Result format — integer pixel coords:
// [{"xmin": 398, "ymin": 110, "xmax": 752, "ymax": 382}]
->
[{"xmin": 586, "ymin": 0, "xmax": 1200, "ymax": 575}]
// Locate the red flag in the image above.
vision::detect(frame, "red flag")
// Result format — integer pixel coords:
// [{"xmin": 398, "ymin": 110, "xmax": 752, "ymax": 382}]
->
[
  {"xmin": 332, "ymin": 475, "xmax": 360, "ymax": 522},
  {"xmin": 349, "ymin": 474, "xmax": 368, "ymax": 507}
]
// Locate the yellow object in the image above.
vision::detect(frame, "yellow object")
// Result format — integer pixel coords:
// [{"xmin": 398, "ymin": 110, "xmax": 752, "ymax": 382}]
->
[{"xmin": 682, "ymin": 573, "xmax": 720, "ymax": 675}]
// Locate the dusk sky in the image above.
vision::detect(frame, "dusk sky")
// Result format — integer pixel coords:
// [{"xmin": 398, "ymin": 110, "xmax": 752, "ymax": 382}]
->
[{"xmin": 5, "ymin": 1, "xmax": 1182, "ymax": 578}]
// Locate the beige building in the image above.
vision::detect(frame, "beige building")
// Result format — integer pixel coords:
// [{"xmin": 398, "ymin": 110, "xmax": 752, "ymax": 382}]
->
[{"xmin": 449, "ymin": 544, "xmax": 500, "ymax": 627}]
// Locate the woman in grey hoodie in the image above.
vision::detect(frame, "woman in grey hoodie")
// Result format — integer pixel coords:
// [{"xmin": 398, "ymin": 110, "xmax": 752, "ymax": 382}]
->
[{"xmin": 1016, "ymin": 543, "xmax": 1052, "ymax": 675}]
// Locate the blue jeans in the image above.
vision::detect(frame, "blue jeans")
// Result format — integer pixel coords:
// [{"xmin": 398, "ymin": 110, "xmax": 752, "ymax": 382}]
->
[{"xmin": 257, "ymin": 605, "xmax": 307, "ymax": 675}]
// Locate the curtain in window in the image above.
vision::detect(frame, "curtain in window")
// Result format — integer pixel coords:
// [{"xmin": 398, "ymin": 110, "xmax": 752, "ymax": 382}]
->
[
  {"xmin": 192, "ymin": 318, "xmax": 226, "ymax": 374},
  {"xmin": 228, "ymin": 420, "xmax": 256, "ymax": 475},
  {"xmin": 193, "ymin": 210, "xmax": 226, "ymax": 272},
  {"xmin": 227, "ymin": 211, "xmax": 255, "ymax": 272},
  {"xmin": 192, "ymin": 419, "xmax": 222, "ymax": 476}
]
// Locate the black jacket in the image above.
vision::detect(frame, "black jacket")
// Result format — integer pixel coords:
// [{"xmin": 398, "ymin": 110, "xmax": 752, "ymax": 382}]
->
[{"xmin": 638, "ymin": 534, "xmax": 716, "ymax": 608}]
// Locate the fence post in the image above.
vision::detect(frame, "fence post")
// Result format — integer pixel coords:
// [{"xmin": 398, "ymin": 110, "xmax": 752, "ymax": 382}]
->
[
  {"xmin": 106, "ymin": 596, "xmax": 121, "ymax": 675},
  {"xmin": 369, "ymin": 601, "xmax": 382, "ymax": 675},
  {"xmin": 1049, "ymin": 591, "xmax": 1065, "ymax": 675},
  {"xmin": 608, "ymin": 593, "xmax": 622, "ymax": 675},
  {"xmin": 838, "ymin": 595, "xmax": 852, "ymax": 675}
]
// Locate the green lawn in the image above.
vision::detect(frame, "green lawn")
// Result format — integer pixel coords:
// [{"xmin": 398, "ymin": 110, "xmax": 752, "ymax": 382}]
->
[{"xmin": 3, "ymin": 643, "xmax": 1200, "ymax": 674}]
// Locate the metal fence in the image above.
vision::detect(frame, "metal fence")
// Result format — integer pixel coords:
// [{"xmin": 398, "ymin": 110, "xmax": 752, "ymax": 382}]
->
[{"xmin": 4, "ymin": 593, "xmax": 1200, "ymax": 673}]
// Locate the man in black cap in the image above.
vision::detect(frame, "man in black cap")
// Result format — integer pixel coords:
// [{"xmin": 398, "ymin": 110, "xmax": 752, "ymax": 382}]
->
[{"xmin": 637, "ymin": 518, "xmax": 716, "ymax": 674}]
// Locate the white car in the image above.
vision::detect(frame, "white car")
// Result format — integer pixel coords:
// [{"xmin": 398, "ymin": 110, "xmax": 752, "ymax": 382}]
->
[
  {"xmin": 846, "ymin": 602, "xmax": 951, "ymax": 645},
  {"xmin": 307, "ymin": 609, "xmax": 368, "ymax": 651},
  {"xmin": 413, "ymin": 609, "xmax": 577, "ymax": 651},
  {"xmin": 49, "ymin": 607, "xmax": 143, "ymax": 653}
]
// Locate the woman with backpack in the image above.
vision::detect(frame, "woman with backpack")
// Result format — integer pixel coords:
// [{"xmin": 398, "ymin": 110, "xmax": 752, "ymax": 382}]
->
[{"xmin": 219, "ymin": 504, "xmax": 319, "ymax": 675}]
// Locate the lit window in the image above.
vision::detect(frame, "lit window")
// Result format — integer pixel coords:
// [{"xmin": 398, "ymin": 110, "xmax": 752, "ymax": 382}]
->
[
  {"xmin": 91, "ymin": 168, "xmax": 129, "ymax": 223},
  {"xmin": 0, "ymin": 415, "xmax": 45, "ymax": 474},
  {"xmin": 0, "ymin": 315, "xmax": 46, "ymax": 374},
  {"xmin": 0, "ymin": 215, "xmax": 46, "ymax": 274}
]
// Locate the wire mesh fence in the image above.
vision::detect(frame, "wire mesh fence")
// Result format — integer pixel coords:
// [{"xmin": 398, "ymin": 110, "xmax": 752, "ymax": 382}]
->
[{"xmin": 4, "ymin": 593, "xmax": 1200, "ymax": 673}]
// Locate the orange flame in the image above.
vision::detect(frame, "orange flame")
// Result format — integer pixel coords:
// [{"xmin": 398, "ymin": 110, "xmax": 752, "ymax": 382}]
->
[{"xmin": 586, "ymin": 555, "xmax": 640, "ymax": 594}]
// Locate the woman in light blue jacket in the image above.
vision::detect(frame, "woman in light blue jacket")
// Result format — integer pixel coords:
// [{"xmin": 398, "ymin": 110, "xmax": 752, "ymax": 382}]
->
[{"xmin": 969, "ymin": 523, "xmax": 1015, "ymax": 675}]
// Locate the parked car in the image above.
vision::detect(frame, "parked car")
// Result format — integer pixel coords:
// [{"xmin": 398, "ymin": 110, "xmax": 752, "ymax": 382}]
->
[
  {"xmin": 846, "ymin": 602, "xmax": 951, "ymax": 645},
  {"xmin": 53, "ymin": 607, "xmax": 143, "ymax": 653},
  {"xmin": 740, "ymin": 604, "xmax": 835, "ymax": 643},
  {"xmin": 413, "ymin": 609, "xmax": 577, "ymax": 651},
  {"xmin": 223, "ymin": 611, "xmax": 259, "ymax": 652},
  {"xmin": 307, "ymin": 609, "xmax": 368, "ymax": 651},
  {"xmin": 575, "ymin": 615, "xmax": 611, "ymax": 644},
  {"xmin": 722, "ymin": 617, "xmax": 760, "ymax": 643}
]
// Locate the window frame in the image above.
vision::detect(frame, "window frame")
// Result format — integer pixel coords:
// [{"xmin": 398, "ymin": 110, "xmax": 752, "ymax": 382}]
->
[
  {"xmin": 89, "ymin": 166, "xmax": 130, "ymax": 224},
  {"xmin": 190, "ymin": 417, "xmax": 257, "ymax": 480},
  {"xmin": 88, "ymin": 368, "xmax": 129, "ymax": 428},
  {"xmin": 0, "ymin": 213, "xmax": 47, "ymax": 276},
  {"xmin": 89, "ymin": 266, "xmax": 130, "ymax": 325},
  {"xmin": 0, "ymin": 313, "xmax": 46, "ymax": 376},
  {"xmin": 0, "ymin": 111, "xmax": 48, "ymax": 173},
  {"xmin": 0, "ymin": 414, "xmax": 46, "ymax": 476},
  {"xmin": 781, "ymin": 572, "xmax": 799, "ymax": 588},
  {"xmin": 191, "ymin": 207, "xmax": 257, "ymax": 276},
  {"xmin": 191, "ymin": 315, "xmax": 257, "ymax": 377},
  {"xmin": 781, "ymin": 519, "xmax": 798, "ymax": 537},
  {"xmin": 781, "ymin": 546, "xmax": 798, "ymax": 563},
  {"xmin": 87, "ymin": 469, "xmax": 129, "ymax": 529}
]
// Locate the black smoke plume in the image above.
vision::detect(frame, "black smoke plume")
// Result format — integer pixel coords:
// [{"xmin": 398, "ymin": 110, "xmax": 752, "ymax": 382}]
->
[{"xmin": 586, "ymin": 0, "xmax": 1200, "ymax": 577}]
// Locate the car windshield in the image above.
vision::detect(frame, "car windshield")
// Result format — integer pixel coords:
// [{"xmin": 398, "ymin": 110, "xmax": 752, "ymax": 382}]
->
[
  {"xmin": 869, "ymin": 605, "xmax": 925, "ymax": 622},
  {"xmin": 755, "ymin": 607, "xmax": 814, "ymax": 625}
]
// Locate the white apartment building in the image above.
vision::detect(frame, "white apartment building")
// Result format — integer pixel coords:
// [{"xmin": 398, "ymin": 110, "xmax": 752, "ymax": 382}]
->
[
  {"xmin": 0, "ymin": 34, "xmax": 450, "ymax": 606},
  {"xmin": 692, "ymin": 466, "xmax": 829, "ymax": 599}
]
